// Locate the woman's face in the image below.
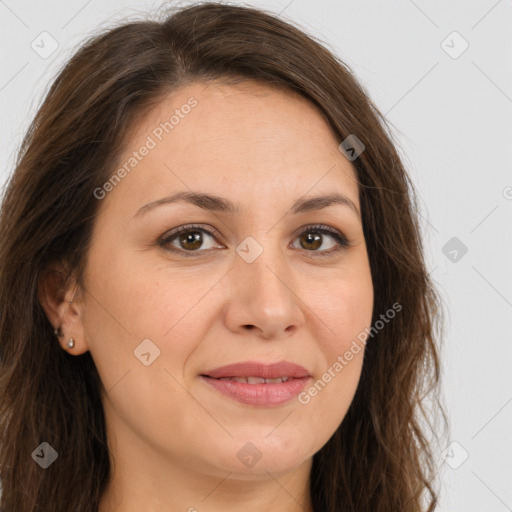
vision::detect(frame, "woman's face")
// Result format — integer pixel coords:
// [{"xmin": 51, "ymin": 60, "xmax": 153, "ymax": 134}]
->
[{"xmin": 73, "ymin": 80, "xmax": 373, "ymax": 480}]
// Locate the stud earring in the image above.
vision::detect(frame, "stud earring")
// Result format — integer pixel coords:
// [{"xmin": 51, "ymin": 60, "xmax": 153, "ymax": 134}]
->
[{"xmin": 67, "ymin": 338, "xmax": 75, "ymax": 349}]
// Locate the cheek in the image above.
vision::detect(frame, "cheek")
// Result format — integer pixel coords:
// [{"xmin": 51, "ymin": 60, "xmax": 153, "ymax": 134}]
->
[
  {"xmin": 310, "ymin": 268, "xmax": 374, "ymax": 358},
  {"xmin": 84, "ymin": 244, "xmax": 197, "ymax": 340},
  {"xmin": 297, "ymin": 267, "xmax": 373, "ymax": 429},
  {"xmin": 296, "ymin": 293, "xmax": 371, "ymax": 455},
  {"xmin": 81, "ymin": 252, "xmax": 207, "ymax": 452},
  {"xmin": 81, "ymin": 248, "xmax": 219, "ymax": 393}
]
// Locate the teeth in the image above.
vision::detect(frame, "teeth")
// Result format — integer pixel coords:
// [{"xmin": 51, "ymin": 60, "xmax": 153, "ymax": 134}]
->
[
  {"xmin": 247, "ymin": 377, "xmax": 265, "ymax": 384},
  {"xmin": 217, "ymin": 376, "xmax": 291, "ymax": 384},
  {"xmin": 264, "ymin": 377, "xmax": 285, "ymax": 384}
]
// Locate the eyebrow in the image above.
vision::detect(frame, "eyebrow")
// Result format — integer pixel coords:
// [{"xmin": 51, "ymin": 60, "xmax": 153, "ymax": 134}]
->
[{"xmin": 132, "ymin": 191, "xmax": 360, "ymax": 219}]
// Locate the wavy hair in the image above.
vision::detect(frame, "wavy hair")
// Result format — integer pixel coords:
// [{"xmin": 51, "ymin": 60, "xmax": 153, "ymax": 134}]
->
[{"xmin": 0, "ymin": 2, "xmax": 448, "ymax": 511}]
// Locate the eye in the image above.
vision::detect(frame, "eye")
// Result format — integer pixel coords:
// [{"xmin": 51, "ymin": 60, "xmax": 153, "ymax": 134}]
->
[
  {"xmin": 158, "ymin": 223, "xmax": 351, "ymax": 257},
  {"xmin": 290, "ymin": 224, "xmax": 351, "ymax": 257},
  {"xmin": 158, "ymin": 224, "xmax": 223, "ymax": 256}
]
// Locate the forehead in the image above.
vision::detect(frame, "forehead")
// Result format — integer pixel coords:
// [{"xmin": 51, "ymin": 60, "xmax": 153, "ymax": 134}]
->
[{"xmin": 100, "ymin": 79, "xmax": 360, "ymax": 216}]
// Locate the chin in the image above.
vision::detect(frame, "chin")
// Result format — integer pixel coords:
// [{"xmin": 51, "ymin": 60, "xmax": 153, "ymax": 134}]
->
[{"xmin": 212, "ymin": 435, "xmax": 312, "ymax": 477}]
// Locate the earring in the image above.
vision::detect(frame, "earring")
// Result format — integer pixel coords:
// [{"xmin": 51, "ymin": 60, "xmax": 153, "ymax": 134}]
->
[{"xmin": 55, "ymin": 327, "xmax": 75, "ymax": 349}]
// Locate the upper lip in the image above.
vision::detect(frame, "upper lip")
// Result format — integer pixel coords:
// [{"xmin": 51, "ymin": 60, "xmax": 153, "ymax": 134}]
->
[{"xmin": 203, "ymin": 360, "xmax": 311, "ymax": 379}]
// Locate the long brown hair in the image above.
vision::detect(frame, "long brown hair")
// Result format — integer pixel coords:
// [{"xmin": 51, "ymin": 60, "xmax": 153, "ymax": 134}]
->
[{"xmin": 0, "ymin": 3, "xmax": 448, "ymax": 511}]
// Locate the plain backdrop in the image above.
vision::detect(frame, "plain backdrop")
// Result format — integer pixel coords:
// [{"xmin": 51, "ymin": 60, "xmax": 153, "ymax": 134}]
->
[{"xmin": 1, "ymin": 0, "xmax": 511, "ymax": 510}]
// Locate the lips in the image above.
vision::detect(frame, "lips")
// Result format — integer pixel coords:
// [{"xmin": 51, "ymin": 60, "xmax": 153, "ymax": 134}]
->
[
  {"xmin": 201, "ymin": 375, "xmax": 310, "ymax": 406},
  {"xmin": 200, "ymin": 361, "xmax": 311, "ymax": 406},
  {"xmin": 203, "ymin": 360, "xmax": 311, "ymax": 380}
]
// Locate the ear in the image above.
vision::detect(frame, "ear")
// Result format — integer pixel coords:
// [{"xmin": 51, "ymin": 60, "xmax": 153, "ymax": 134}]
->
[{"xmin": 38, "ymin": 261, "xmax": 88, "ymax": 355}]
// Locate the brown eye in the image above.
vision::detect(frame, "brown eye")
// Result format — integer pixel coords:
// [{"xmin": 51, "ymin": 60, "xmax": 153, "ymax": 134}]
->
[
  {"xmin": 159, "ymin": 225, "xmax": 223, "ymax": 256},
  {"xmin": 291, "ymin": 225, "xmax": 350, "ymax": 257}
]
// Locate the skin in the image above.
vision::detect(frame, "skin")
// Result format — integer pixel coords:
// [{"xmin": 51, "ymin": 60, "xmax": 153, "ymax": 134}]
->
[{"xmin": 40, "ymin": 80, "xmax": 374, "ymax": 512}]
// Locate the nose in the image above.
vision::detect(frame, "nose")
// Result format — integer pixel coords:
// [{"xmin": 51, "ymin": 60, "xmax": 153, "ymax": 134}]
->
[{"xmin": 223, "ymin": 244, "xmax": 306, "ymax": 341}]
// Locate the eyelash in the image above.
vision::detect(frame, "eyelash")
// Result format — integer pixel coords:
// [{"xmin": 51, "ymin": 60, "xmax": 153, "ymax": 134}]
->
[{"xmin": 158, "ymin": 223, "xmax": 351, "ymax": 258}]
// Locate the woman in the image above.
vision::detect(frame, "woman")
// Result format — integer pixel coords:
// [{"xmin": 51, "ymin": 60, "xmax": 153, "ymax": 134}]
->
[{"xmin": 0, "ymin": 3, "xmax": 447, "ymax": 511}]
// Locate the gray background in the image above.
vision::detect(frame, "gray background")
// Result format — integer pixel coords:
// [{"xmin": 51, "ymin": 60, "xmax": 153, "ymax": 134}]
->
[{"xmin": 1, "ymin": 0, "xmax": 511, "ymax": 510}]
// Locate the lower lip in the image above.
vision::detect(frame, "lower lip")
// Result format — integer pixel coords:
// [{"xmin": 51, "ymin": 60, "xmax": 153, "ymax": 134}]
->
[{"xmin": 201, "ymin": 376, "xmax": 310, "ymax": 406}]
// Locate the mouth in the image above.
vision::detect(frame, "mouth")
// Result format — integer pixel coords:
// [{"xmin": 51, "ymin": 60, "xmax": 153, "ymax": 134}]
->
[{"xmin": 200, "ymin": 360, "xmax": 311, "ymax": 406}]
